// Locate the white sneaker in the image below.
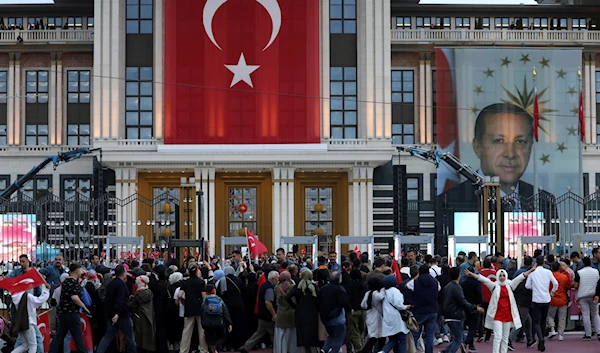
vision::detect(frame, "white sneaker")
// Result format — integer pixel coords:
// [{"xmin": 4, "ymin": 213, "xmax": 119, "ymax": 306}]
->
[
  {"xmin": 443, "ymin": 335, "xmax": 450, "ymax": 342},
  {"xmin": 260, "ymin": 343, "xmax": 266, "ymax": 349},
  {"xmin": 436, "ymin": 338, "xmax": 444, "ymax": 346},
  {"xmin": 558, "ymin": 335, "xmax": 564, "ymax": 341},
  {"xmin": 549, "ymin": 330, "xmax": 557, "ymax": 339}
]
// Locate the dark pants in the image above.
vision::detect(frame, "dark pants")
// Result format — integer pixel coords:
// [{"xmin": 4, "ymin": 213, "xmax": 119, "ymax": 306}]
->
[
  {"xmin": 381, "ymin": 332, "xmax": 406, "ymax": 353},
  {"xmin": 359, "ymin": 337, "xmax": 386, "ymax": 353},
  {"xmin": 509, "ymin": 305, "xmax": 533, "ymax": 345},
  {"xmin": 48, "ymin": 313, "xmax": 87, "ymax": 353},
  {"xmin": 413, "ymin": 313, "xmax": 437, "ymax": 353},
  {"xmin": 323, "ymin": 324, "xmax": 346, "ymax": 353},
  {"xmin": 478, "ymin": 302, "xmax": 492, "ymax": 341},
  {"xmin": 465, "ymin": 312, "xmax": 480, "ymax": 348},
  {"xmin": 204, "ymin": 326, "xmax": 226, "ymax": 350},
  {"xmin": 531, "ymin": 303, "xmax": 549, "ymax": 349},
  {"xmin": 443, "ymin": 320, "xmax": 464, "ymax": 353},
  {"xmin": 96, "ymin": 317, "xmax": 137, "ymax": 353}
]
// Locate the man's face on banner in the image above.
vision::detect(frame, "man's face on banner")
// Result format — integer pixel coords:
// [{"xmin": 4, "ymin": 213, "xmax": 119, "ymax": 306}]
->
[{"xmin": 473, "ymin": 112, "xmax": 533, "ymax": 188}]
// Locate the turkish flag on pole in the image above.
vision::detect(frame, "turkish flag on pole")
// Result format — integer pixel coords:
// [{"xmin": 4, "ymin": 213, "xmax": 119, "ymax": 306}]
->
[
  {"xmin": 533, "ymin": 85, "xmax": 540, "ymax": 142},
  {"xmin": 354, "ymin": 245, "xmax": 361, "ymax": 257},
  {"xmin": 0, "ymin": 268, "xmax": 45, "ymax": 294},
  {"xmin": 579, "ymin": 90, "xmax": 585, "ymax": 142},
  {"xmin": 164, "ymin": 0, "xmax": 320, "ymax": 144},
  {"xmin": 246, "ymin": 228, "xmax": 268, "ymax": 258},
  {"xmin": 391, "ymin": 259, "xmax": 402, "ymax": 284},
  {"xmin": 69, "ymin": 314, "xmax": 93, "ymax": 352},
  {"xmin": 37, "ymin": 310, "xmax": 51, "ymax": 353}
]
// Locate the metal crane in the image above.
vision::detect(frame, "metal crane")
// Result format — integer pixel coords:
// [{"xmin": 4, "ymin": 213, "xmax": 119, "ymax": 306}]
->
[
  {"xmin": 0, "ymin": 147, "xmax": 102, "ymax": 200},
  {"xmin": 396, "ymin": 146, "xmax": 484, "ymax": 188}
]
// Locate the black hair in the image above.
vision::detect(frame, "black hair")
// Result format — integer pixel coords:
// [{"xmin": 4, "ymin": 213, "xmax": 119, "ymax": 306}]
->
[
  {"xmin": 114, "ymin": 264, "xmax": 125, "ymax": 277},
  {"xmin": 495, "ymin": 252, "xmax": 504, "ymax": 257},
  {"xmin": 583, "ymin": 256, "xmax": 591, "ymax": 267},
  {"xmin": 328, "ymin": 251, "xmax": 337, "ymax": 255},
  {"xmin": 483, "ymin": 258, "xmax": 492, "ymax": 269},
  {"xmin": 457, "ymin": 251, "xmax": 466, "ymax": 257},
  {"xmin": 593, "ymin": 248, "xmax": 599, "ymax": 256},
  {"xmin": 19, "ymin": 254, "xmax": 28, "ymax": 260},
  {"xmin": 551, "ymin": 262, "xmax": 560, "ymax": 272},
  {"xmin": 373, "ymin": 258, "xmax": 385, "ymax": 268},
  {"xmin": 570, "ymin": 252, "xmax": 581, "ymax": 259},
  {"xmin": 474, "ymin": 103, "xmax": 532, "ymax": 141},
  {"xmin": 418, "ymin": 264, "xmax": 430, "ymax": 275},
  {"xmin": 523, "ymin": 256, "xmax": 533, "ymax": 267},
  {"xmin": 231, "ymin": 250, "xmax": 241, "ymax": 255},
  {"xmin": 468, "ymin": 252, "xmax": 477, "ymax": 260},
  {"xmin": 449, "ymin": 266, "xmax": 460, "ymax": 281},
  {"xmin": 317, "ymin": 256, "xmax": 327, "ymax": 264},
  {"xmin": 535, "ymin": 255, "xmax": 544, "ymax": 266},
  {"xmin": 349, "ymin": 252, "xmax": 358, "ymax": 262},
  {"xmin": 365, "ymin": 278, "xmax": 384, "ymax": 310},
  {"xmin": 401, "ymin": 257, "xmax": 409, "ymax": 267},
  {"xmin": 276, "ymin": 248, "xmax": 285, "ymax": 254},
  {"xmin": 546, "ymin": 254, "xmax": 555, "ymax": 263}
]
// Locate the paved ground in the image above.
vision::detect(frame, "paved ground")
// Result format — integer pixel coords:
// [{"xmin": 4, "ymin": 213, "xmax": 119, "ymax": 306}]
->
[{"xmin": 227, "ymin": 332, "xmax": 599, "ymax": 353}]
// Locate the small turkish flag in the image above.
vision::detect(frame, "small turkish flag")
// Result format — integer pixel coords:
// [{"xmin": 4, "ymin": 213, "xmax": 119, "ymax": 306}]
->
[
  {"xmin": 69, "ymin": 313, "xmax": 93, "ymax": 352},
  {"xmin": 301, "ymin": 247, "xmax": 306, "ymax": 256},
  {"xmin": 245, "ymin": 228, "xmax": 268, "ymax": 258},
  {"xmin": 0, "ymin": 268, "xmax": 45, "ymax": 294},
  {"xmin": 354, "ymin": 245, "xmax": 361, "ymax": 257},
  {"xmin": 37, "ymin": 310, "xmax": 51, "ymax": 353}
]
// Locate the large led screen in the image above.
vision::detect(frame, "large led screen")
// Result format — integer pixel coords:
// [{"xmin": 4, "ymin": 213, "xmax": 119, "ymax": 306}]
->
[{"xmin": 0, "ymin": 214, "xmax": 36, "ymax": 263}]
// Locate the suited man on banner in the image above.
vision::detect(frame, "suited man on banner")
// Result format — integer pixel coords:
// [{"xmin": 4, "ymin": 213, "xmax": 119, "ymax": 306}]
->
[{"xmin": 439, "ymin": 103, "xmax": 557, "ymax": 236}]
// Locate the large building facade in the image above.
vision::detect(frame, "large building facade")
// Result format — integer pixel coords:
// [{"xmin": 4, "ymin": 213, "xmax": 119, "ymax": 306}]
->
[{"xmin": 1, "ymin": 0, "xmax": 600, "ymax": 262}]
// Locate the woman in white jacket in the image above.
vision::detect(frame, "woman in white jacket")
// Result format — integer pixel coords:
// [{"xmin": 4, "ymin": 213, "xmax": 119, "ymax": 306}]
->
[
  {"xmin": 378, "ymin": 275, "xmax": 412, "ymax": 353},
  {"xmin": 360, "ymin": 277, "xmax": 385, "ymax": 353},
  {"xmin": 465, "ymin": 267, "xmax": 534, "ymax": 353}
]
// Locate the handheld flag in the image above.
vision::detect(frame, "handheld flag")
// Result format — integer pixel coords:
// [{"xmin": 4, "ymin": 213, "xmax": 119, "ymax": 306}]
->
[
  {"xmin": 0, "ymin": 269, "xmax": 45, "ymax": 294},
  {"xmin": 391, "ymin": 259, "xmax": 402, "ymax": 284},
  {"xmin": 354, "ymin": 245, "xmax": 361, "ymax": 257},
  {"xmin": 69, "ymin": 313, "xmax": 93, "ymax": 351},
  {"xmin": 246, "ymin": 228, "xmax": 268, "ymax": 258},
  {"xmin": 37, "ymin": 311, "xmax": 51, "ymax": 353}
]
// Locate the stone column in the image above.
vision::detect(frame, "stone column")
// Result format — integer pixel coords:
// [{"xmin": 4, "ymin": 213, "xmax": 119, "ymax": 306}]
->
[
  {"xmin": 419, "ymin": 58, "xmax": 426, "ymax": 143},
  {"xmin": 55, "ymin": 53, "xmax": 63, "ymax": 145},
  {"xmin": 584, "ymin": 58, "xmax": 591, "ymax": 144},
  {"xmin": 7, "ymin": 54, "xmax": 14, "ymax": 145},
  {"xmin": 49, "ymin": 54, "xmax": 56, "ymax": 145},
  {"xmin": 272, "ymin": 168, "xmax": 282, "ymax": 242},
  {"xmin": 591, "ymin": 56, "xmax": 597, "ymax": 145},
  {"xmin": 14, "ymin": 54, "xmax": 20, "ymax": 145},
  {"xmin": 425, "ymin": 58, "xmax": 433, "ymax": 144}
]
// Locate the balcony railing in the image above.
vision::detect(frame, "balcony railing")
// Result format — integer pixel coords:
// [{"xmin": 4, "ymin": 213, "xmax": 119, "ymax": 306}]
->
[
  {"xmin": 391, "ymin": 29, "xmax": 600, "ymax": 44},
  {"xmin": 0, "ymin": 29, "xmax": 93, "ymax": 44}
]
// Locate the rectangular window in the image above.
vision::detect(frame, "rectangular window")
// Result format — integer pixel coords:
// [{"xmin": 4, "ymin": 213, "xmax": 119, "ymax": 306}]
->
[
  {"xmin": 432, "ymin": 70, "xmax": 437, "ymax": 144},
  {"xmin": 455, "ymin": 17, "xmax": 470, "ymax": 29},
  {"xmin": 495, "ymin": 17, "xmax": 510, "ymax": 29},
  {"xmin": 396, "ymin": 17, "xmax": 411, "ymax": 29},
  {"xmin": 330, "ymin": 0, "xmax": 356, "ymax": 34},
  {"xmin": 62, "ymin": 176, "xmax": 92, "ymax": 199},
  {"xmin": 0, "ymin": 175, "xmax": 9, "ymax": 194},
  {"xmin": 27, "ymin": 17, "xmax": 42, "ymax": 29},
  {"xmin": 550, "ymin": 17, "xmax": 567, "ymax": 30},
  {"xmin": 584, "ymin": 173, "xmax": 589, "ymax": 197},
  {"xmin": 330, "ymin": 66, "xmax": 357, "ymax": 139},
  {"xmin": 392, "ymin": 70, "xmax": 414, "ymax": 145},
  {"xmin": 596, "ymin": 71, "xmax": 600, "ymax": 143},
  {"xmin": 573, "ymin": 18, "xmax": 587, "ymax": 30},
  {"xmin": 47, "ymin": 17, "xmax": 63, "ymax": 29},
  {"xmin": 67, "ymin": 17, "xmax": 82, "ymax": 30},
  {"xmin": 25, "ymin": 70, "xmax": 49, "ymax": 146},
  {"xmin": 304, "ymin": 187, "xmax": 333, "ymax": 251},
  {"xmin": 0, "ymin": 71, "xmax": 6, "ymax": 146},
  {"xmin": 67, "ymin": 70, "xmax": 91, "ymax": 146},
  {"xmin": 126, "ymin": 67, "xmax": 153, "ymax": 139},
  {"xmin": 434, "ymin": 17, "xmax": 450, "ymax": 29},
  {"xmin": 18, "ymin": 175, "xmax": 51, "ymax": 200},
  {"xmin": 514, "ymin": 17, "xmax": 528, "ymax": 29},
  {"xmin": 533, "ymin": 17, "xmax": 548, "ymax": 30},
  {"xmin": 87, "ymin": 17, "xmax": 94, "ymax": 29},
  {"xmin": 406, "ymin": 175, "xmax": 422, "ymax": 201},
  {"xmin": 8, "ymin": 18, "xmax": 23, "ymax": 30},
  {"xmin": 228, "ymin": 187, "xmax": 258, "ymax": 237},
  {"xmin": 416, "ymin": 17, "xmax": 431, "ymax": 29},
  {"xmin": 127, "ymin": 0, "xmax": 154, "ymax": 34}
]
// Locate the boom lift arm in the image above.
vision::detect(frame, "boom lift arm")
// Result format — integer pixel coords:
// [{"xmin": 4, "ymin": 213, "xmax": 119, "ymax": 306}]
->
[
  {"xmin": 0, "ymin": 148, "xmax": 102, "ymax": 200},
  {"xmin": 396, "ymin": 146, "xmax": 484, "ymax": 187}
]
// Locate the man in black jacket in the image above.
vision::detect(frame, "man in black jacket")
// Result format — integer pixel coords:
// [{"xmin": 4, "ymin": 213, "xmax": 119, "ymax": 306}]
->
[
  {"xmin": 407, "ymin": 264, "xmax": 441, "ymax": 353},
  {"xmin": 318, "ymin": 272, "xmax": 352, "ymax": 353},
  {"xmin": 509, "ymin": 256, "xmax": 535, "ymax": 350},
  {"xmin": 462, "ymin": 267, "xmax": 482, "ymax": 352},
  {"xmin": 96, "ymin": 265, "xmax": 137, "ymax": 353},
  {"xmin": 441, "ymin": 267, "xmax": 484, "ymax": 353},
  {"xmin": 347, "ymin": 269, "xmax": 367, "ymax": 352}
]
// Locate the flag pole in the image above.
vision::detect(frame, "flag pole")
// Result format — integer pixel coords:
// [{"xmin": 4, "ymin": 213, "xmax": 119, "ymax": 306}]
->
[
  {"xmin": 578, "ymin": 67, "xmax": 583, "ymax": 194},
  {"xmin": 533, "ymin": 67, "xmax": 539, "ymax": 193}
]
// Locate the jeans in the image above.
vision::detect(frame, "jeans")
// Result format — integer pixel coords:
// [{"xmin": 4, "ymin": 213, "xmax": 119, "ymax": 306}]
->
[
  {"xmin": 323, "ymin": 324, "xmax": 346, "ymax": 353},
  {"xmin": 531, "ymin": 303, "xmax": 549, "ymax": 348},
  {"xmin": 444, "ymin": 320, "xmax": 464, "ymax": 353},
  {"xmin": 381, "ymin": 332, "xmax": 406, "ymax": 353},
  {"xmin": 348, "ymin": 310, "xmax": 366, "ymax": 351},
  {"xmin": 413, "ymin": 313, "xmax": 437, "ymax": 353},
  {"xmin": 578, "ymin": 297, "xmax": 600, "ymax": 337},
  {"xmin": 492, "ymin": 321, "xmax": 511, "ymax": 353},
  {"xmin": 547, "ymin": 305, "xmax": 567, "ymax": 335},
  {"xmin": 96, "ymin": 317, "xmax": 137, "ymax": 353},
  {"xmin": 509, "ymin": 306, "xmax": 533, "ymax": 344},
  {"xmin": 48, "ymin": 313, "xmax": 87, "ymax": 353},
  {"xmin": 12, "ymin": 324, "xmax": 37, "ymax": 353},
  {"xmin": 465, "ymin": 312, "xmax": 480, "ymax": 348},
  {"xmin": 436, "ymin": 314, "xmax": 448, "ymax": 339},
  {"xmin": 14, "ymin": 324, "xmax": 43, "ymax": 353}
]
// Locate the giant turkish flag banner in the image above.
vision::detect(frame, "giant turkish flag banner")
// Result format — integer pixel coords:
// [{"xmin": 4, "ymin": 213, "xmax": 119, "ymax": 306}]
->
[{"xmin": 164, "ymin": 0, "xmax": 321, "ymax": 144}]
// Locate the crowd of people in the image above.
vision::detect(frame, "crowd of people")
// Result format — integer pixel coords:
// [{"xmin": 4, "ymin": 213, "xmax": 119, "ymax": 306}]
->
[{"xmin": 1, "ymin": 247, "xmax": 600, "ymax": 353}]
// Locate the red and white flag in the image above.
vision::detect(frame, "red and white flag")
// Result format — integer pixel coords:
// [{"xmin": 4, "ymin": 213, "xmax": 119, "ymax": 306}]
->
[
  {"xmin": 245, "ymin": 228, "xmax": 268, "ymax": 258},
  {"xmin": 69, "ymin": 313, "xmax": 93, "ymax": 352},
  {"xmin": 354, "ymin": 245, "xmax": 361, "ymax": 257},
  {"xmin": 579, "ymin": 89, "xmax": 585, "ymax": 142},
  {"xmin": 0, "ymin": 268, "xmax": 45, "ymax": 294},
  {"xmin": 164, "ymin": 0, "xmax": 320, "ymax": 145},
  {"xmin": 533, "ymin": 85, "xmax": 540, "ymax": 142},
  {"xmin": 37, "ymin": 310, "xmax": 51, "ymax": 353}
]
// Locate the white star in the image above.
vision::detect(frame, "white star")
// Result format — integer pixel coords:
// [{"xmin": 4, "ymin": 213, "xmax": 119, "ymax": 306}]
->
[{"xmin": 225, "ymin": 53, "xmax": 260, "ymax": 88}]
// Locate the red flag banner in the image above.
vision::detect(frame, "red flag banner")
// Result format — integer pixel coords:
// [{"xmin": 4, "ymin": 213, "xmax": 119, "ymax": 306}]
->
[
  {"xmin": 0, "ymin": 269, "xmax": 45, "ymax": 294},
  {"xmin": 37, "ymin": 310, "xmax": 51, "ymax": 353},
  {"xmin": 391, "ymin": 259, "xmax": 402, "ymax": 285},
  {"xmin": 533, "ymin": 85, "xmax": 540, "ymax": 142},
  {"xmin": 69, "ymin": 313, "xmax": 93, "ymax": 352},
  {"xmin": 164, "ymin": 0, "xmax": 320, "ymax": 144},
  {"xmin": 246, "ymin": 228, "xmax": 268, "ymax": 258},
  {"xmin": 254, "ymin": 273, "xmax": 266, "ymax": 314},
  {"xmin": 579, "ymin": 90, "xmax": 585, "ymax": 142},
  {"xmin": 354, "ymin": 245, "xmax": 361, "ymax": 257}
]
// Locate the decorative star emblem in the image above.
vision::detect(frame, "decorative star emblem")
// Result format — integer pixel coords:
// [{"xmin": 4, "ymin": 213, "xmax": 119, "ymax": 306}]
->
[
  {"xmin": 501, "ymin": 57, "xmax": 511, "ymax": 67},
  {"xmin": 567, "ymin": 86, "xmax": 577, "ymax": 96},
  {"xmin": 567, "ymin": 126, "xmax": 578, "ymax": 136},
  {"xmin": 570, "ymin": 106, "xmax": 579, "ymax": 115},
  {"xmin": 484, "ymin": 68, "xmax": 494, "ymax": 78},
  {"xmin": 470, "ymin": 105, "xmax": 479, "ymax": 115},
  {"xmin": 520, "ymin": 54, "xmax": 531, "ymax": 64},
  {"xmin": 556, "ymin": 69, "xmax": 566, "ymax": 79},
  {"xmin": 539, "ymin": 57, "xmax": 550, "ymax": 68},
  {"xmin": 473, "ymin": 86, "xmax": 484, "ymax": 95},
  {"xmin": 540, "ymin": 154, "xmax": 550, "ymax": 164},
  {"xmin": 225, "ymin": 53, "xmax": 260, "ymax": 88},
  {"xmin": 556, "ymin": 142, "xmax": 567, "ymax": 153}
]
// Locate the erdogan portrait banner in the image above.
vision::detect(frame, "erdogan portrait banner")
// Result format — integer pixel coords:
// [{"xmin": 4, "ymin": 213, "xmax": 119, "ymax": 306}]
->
[{"xmin": 164, "ymin": 0, "xmax": 321, "ymax": 145}]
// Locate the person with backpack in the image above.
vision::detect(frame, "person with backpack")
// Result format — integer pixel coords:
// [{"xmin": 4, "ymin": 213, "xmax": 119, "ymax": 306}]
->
[{"xmin": 200, "ymin": 284, "xmax": 232, "ymax": 353}]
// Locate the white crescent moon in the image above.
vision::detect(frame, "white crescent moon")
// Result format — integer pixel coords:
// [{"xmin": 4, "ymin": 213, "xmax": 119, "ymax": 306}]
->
[
  {"xmin": 256, "ymin": 0, "xmax": 281, "ymax": 51},
  {"xmin": 203, "ymin": 0, "xmax": 228, "ymax": 50}
]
